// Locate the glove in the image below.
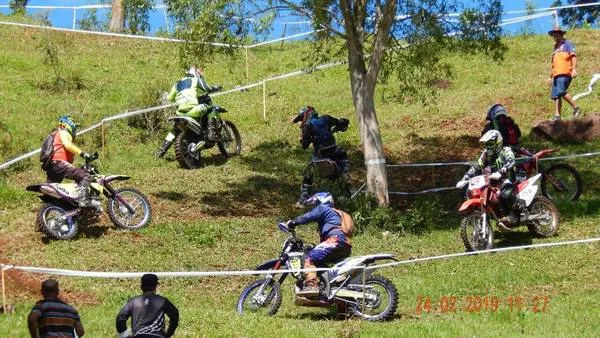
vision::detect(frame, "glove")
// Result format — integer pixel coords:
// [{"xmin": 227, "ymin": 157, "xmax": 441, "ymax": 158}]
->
[
  {"xmin": 117, "ymin": 329, "xmax": 132, "ymax": 338},
  {"xmin": 212, "ymin": 85, "xmax": 222, "ymax": 92},
  {"xmin": 489, "ymin": 172, "xmax": 502, "ymax": 180},
  {"xmin": 286, "ymin": 220, "xmax": 296, "ymax": 229},
  {"xmin": 81, "ymin": 152, "xmax": 92, "ymax": 161},
  {"xmin": 499, "ymin": 167, "xmax": 507, "ymax": 175},
  {"xmin": 456, "ymin": 179, "xmax": 468, "ymax": 189}
]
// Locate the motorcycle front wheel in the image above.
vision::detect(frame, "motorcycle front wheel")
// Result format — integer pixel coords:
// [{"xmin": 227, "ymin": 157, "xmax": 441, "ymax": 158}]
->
[
  {"xmin": 217, "ymin": 120, "xmax": 242, "ymax": 157},
  {"xmin": 37, "ymin": 203, "xmax": 78, "ymax": 240},
  {"xmin": 107, "ymin": 188, "xmax": 152, "ymax": 230},
  {"xmin": 174, "ymin": 132, "xmax": 204, "ymax": 169},
  {"xmin": 526, "ymin": 196, "xmax": 559, "ymax": 237},
  {"xmin": 352, "ymin": 275, "xmax": 398, "ymax": 321},
  {"xmin": 541, "ymin": 163, "xmax": 582, "ymax": 202},
  {"xmin": 459, "ymin": 211, "xmax": 494, "ymax": 252},
  {"xmin": 236, "ymin": 278, "xmax": 282, "ymax": 316}
]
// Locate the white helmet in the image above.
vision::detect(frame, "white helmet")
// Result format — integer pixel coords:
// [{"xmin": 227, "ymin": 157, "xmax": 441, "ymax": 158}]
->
[
  {"xmin": 480, "ymin": 130, "xmax": 503, "ymax": 155},
  {"xmin": 306, "ymin": 192, "xmax": 334, "ymax": 206},
  {"xmin": 186, "ymin": 66, "xmax": 202, "ymax": 78}
]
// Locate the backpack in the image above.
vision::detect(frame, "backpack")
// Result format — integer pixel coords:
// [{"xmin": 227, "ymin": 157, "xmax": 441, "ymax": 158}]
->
[
  {"xmin": 39, "ymin": 131, "xmax": 57, "ymax": 168},
  {"xmin": 333, "ymin": 208, "xmax": 354, "ymax": 237},
  {"xmin": 496, "ymin": 116, "xmax": 521, "ymax": 146}
]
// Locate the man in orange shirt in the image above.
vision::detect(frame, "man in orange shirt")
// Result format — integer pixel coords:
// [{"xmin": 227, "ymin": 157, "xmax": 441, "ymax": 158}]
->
[
  {"xmin": 43, "ymin": 116, "xmax": 93, "ymax": 207},
  {"xmin": 547, "ymin": 26, "xmax": 581, "ymax": 120}
]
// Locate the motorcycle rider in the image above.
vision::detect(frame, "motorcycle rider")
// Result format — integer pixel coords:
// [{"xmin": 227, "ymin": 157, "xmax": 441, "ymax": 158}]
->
[
  {"xmin": 43, "ymin": 116, "xmax": 93, "ymax": 207},
  {"xmin": 463, "ymin": 130, "xmax": 520, "ymax": 224},
  {"xmin": 293, "ymin": 106, "xmax": 349, "ymax": 207},
  {"xmin": 482, "ymin": 104, "xmax": 531, "ymax": 157},
  {"xmin": 155, "ymin": 66, "xmax": 222, "ymax": 158},
  {"xmin": 284, "ymin": 192, "xmax": 352, "ymax": 297}
]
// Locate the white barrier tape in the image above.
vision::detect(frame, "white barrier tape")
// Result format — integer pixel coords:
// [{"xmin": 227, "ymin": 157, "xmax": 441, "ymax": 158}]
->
[
  {"xmin": 247, "ymin": 29, "xmax": 323, "ymax": 48},
  {"xmin": 102, "ymin": 104, "xmax": 174, "ymax": 122},
  {"xmin": 504, "ymin": 1, "xmax": 600, "ymax": 15},
  {"xmin": 499, "ymin": 11, "xmax": 556, "ymax": 26},
  {"xmin": 1, "ymin": 237, "xmax": 598, "ymax": 279},
  {"xmin": 573, "ymin": 73, "xmax": 600, "ymax": 101},
  {"xmin": 366, "ymin": 237, "xmax": 600, "ymax": 271},
  {"xmin": 0, "ymin": 21, "xmax": 240, "ymax": 47},
  {"xmin": 389, "ymin": 187, "xmax": 459, "ymax": 195}
]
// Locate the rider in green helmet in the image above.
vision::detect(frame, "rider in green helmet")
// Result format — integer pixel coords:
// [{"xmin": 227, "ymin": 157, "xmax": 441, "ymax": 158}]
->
[{"xmin": 155, "ymin": 66, "xmax": 222, "ymax": 158}]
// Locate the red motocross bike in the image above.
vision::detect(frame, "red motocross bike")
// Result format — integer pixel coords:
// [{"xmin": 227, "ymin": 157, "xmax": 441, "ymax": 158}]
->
[
  {"xmin": 515, "ymin": 148, "xmax": 582, "ymax": 203},
  {"xmin": 456, "ymin": 172, "xmax": 559, "ymax": 252}
]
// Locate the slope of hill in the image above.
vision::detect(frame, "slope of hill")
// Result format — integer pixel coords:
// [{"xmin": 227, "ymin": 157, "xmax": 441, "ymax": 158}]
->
[{"xmin": 1, "ymin": 17, "xmax": 599, "ymax": 336}]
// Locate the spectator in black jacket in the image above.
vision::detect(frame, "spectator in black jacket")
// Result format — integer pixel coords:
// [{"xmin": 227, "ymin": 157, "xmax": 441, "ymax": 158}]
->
[{"xmin": 116, "ymin": 274, "xmax": 179, "ymax": 338}]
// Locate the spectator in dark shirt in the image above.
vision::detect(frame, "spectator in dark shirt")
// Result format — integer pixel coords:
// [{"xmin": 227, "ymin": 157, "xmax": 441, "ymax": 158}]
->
[
  {"xmin": 27, "ymin": 279, "xmax": 85, "ymax": 338},
  {"xmin": 116, "ymin": 274, "xmax": 179, "ymax": 338}
]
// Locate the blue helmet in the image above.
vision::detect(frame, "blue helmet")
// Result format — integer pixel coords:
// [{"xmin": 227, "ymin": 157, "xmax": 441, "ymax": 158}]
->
[
  {"xmin": 306, "ymin": 192, "xmax": 334, "ymax": 206},
  {"xmin": 486, "ymin": 104, "xmax": 507, "ymax": 121},
  {"xmin": 292, "ymin": 106, "xmax": 317, "ymax": 126},
  {"xmin": 57, "ymin": 116, "xmax": 79, "ymax": 138}
]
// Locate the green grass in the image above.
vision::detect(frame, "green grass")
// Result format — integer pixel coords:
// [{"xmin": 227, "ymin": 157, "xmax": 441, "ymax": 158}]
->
[{"xmin": 1, "ymin": 15, "xmax": 600, "ymax": 337}]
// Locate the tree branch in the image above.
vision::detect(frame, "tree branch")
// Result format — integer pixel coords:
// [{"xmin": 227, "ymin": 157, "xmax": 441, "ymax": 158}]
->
[{"xmin": 366, "ymin": 0, "xmax": 397, "ymax": 89}]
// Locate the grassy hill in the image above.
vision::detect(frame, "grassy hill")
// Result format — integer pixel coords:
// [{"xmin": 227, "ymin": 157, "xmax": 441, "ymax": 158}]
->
[{"xmin": 1, "ymin": 16, "xmax": 600, "ymax": 336}]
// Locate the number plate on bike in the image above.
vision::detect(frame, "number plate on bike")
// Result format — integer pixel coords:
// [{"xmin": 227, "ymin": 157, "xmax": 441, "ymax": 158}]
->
[{"xmin": 469, "ymin": 176, "xmax": 485, "ymax": 190}]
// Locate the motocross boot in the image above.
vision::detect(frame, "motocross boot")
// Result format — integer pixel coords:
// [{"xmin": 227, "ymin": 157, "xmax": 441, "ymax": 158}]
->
[
  {"xmin": 296, "ymin": 279, "xmax": 319, "ymax": 298},
  {"xmin": 78, "ymin": 181, "xmax": 92, "ymax": 208},
  {"xmin": 207, "ymin": 118, "xmax": 219, "ymax": 142},
  {"xmin": 294, "ymin": 184, "xmax": 311, "ymax": 208},
  {"xmin": 155, "ymin": 140, "xmax": 172, "ymax": 158}
]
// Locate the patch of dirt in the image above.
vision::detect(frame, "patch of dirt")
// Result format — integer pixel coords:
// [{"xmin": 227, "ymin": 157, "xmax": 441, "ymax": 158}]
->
[{"xmin": 0, "ymin": 238, "xmax": 99, "ymax": 306}]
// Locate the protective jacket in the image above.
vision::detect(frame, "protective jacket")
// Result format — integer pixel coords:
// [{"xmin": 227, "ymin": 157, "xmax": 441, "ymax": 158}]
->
[
  {"xmin": 468, "ymin": 147, "xmax": 516, "ymax": 181},
  {"xmin": 292, "ymin": 204, "xmax": 348, "ymax": 243},
  {"xmin": 301, "ymin": 115, "xmax": 347, "ymax": 155},
  {"xmin": 168, "ymin": 74, "xmax": 219, "ymax": 112},
  {"xmin": 51, "ymin": 129, "xmax": 83, "ymax": 163}
]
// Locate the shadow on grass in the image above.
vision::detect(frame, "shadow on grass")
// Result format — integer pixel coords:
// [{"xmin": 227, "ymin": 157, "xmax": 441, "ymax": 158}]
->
[
  {"xmin": 282, "ymin": 310, "xmax": 403, "ymax": 322},
  {"xmin": 494, "ymin": 230, "xmax": 534, "ymax": 248},
  {"xmin": 152, "ymin": 191, "xmax": 189, "ymax": 201}
]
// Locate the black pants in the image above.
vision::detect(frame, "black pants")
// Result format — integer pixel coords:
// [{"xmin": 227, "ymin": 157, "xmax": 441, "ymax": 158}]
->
[{"xmin": 45, "ymin": 161, "xmax": 92, "ymax": 185}]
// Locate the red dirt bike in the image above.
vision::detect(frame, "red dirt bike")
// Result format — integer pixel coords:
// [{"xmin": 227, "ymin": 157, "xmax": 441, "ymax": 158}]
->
[
  {"xmin": 456, "ymin": 172, "xmax": 559, "ymax": 252},
  {"xmin": 515, "ymin": 148, "xmax": 582, "ymax": 202}
]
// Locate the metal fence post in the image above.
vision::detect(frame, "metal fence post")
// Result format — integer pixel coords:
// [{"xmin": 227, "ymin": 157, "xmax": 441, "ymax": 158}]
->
[
  {"xmin": 262, "ymin": 80, "xmax": 267, "ymax": 120},
  {"xmin": 72, "ymin": 8, "xmax": 76, "ymax": 30}
]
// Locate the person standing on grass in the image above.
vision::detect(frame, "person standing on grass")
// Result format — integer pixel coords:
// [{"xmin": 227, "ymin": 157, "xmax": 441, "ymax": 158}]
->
[
  {"xmin": 116, "ymin": 274, "xmax": 179, "ymax": 338},
  {"xmin": 27, "ymin": 279, "xmax": 85, "ymax": 338},
  {"xmin": 547, "ymin": 26, "xmax": 581, "ymax": 121}
]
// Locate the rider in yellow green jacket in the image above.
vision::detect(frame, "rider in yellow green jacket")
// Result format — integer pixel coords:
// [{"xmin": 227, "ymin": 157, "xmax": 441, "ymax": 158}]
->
[{"xmin": 155, "ymin": 66, "xmax": 222, "ymax": 158}]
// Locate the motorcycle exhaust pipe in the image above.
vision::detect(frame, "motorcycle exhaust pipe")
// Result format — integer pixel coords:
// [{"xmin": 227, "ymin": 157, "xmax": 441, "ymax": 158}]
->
[{"xmin": 294, "ymin": 296, "xmax": 330, "ymax": 308}]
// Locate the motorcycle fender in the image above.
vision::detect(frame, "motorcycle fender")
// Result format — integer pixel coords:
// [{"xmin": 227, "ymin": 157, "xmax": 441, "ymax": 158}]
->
[
  {"xmin": 168, "ymin": 116, "xmax": 203, "ymax": 135},
  {"xmin": 103, "ymin": 175, "xmax": 131, "ymax": 183},
  {"xmin": 458, "ymin": 199, "xmax": 481, "ymax": 215},
  {"xmin": 517, "ymin": 174, "xmax": 541, "ymax": 206}
]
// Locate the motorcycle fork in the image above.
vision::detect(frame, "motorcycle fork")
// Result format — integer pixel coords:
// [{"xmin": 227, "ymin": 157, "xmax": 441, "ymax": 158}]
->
[{"xmin": 103, "ymin": 183, "xmax": 135, "ymax": 214}]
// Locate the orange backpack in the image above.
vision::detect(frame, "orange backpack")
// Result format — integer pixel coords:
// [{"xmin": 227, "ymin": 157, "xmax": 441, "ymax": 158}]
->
[{"xmin": 333, "ymin": 208, "xmax": 354, "ymax": 237}]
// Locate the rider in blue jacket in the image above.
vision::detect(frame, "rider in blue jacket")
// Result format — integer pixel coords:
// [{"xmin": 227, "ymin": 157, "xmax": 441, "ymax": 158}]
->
[
  {"xmin": 286, "ymin": 192, "xmax": 352, "ymax": 297},
  {"xmin": 293, "ymin": 106, "xmax": 349, "ymax": 207}
]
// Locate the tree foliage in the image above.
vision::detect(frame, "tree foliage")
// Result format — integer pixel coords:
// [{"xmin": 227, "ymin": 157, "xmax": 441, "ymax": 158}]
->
[
  {"xmin": 164, "ymin": 0, "xmax": 275, "ymax": 67},
  {"xmin": 552, "ymin": 0, "xmax": 599, "ymax": 28},
  {"xmin": 9, "ymin": 0, "xmax": 27, "ymax": 15},
  {"xmin": 124, "ymin": 0, "xmax": 153, "ymax": 34}
]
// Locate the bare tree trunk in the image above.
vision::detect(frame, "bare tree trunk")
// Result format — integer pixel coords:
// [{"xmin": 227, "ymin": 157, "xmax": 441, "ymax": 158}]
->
[
  {"xmin": 353, "ymin": 78, "xmax": 389, "ymax": 205},
  {"xmin": 109, "ymin": 0, "xmax": 124, "ymax": 32}
]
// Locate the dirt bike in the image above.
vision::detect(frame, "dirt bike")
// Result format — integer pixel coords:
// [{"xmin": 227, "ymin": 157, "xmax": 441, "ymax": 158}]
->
[
  {"xmin": 236, "ymin": 222, "xmax": 398, "ymax": 321},
  {"xmin": 26, "ymin": 153, "xmax": 152, "ymax": 240},
  {"xmin": 456, "ymin": 172, "xmax": 559, "ymax": 252},
  {"xmin": 169, "ymin": 95, "xmax": 241, "ymax": 169},
  {"xmin": 514, "ymin": 148, "xmax": 582, "ymax": 202}
]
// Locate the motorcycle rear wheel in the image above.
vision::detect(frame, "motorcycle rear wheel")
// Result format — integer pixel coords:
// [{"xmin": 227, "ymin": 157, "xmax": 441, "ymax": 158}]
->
[
  {"xmin": 37, "ymin": 204, "xmax": 78, "ymax": 240},
  {"xmin": 217, "ymin": 120, "xmax": 242, "ymax": 157},
  {"xmin": 236, "ymin": 278, "xmax": 282, "ymax": 316},
  {"xmin": 541, "ymin": 163, "xmax": 582, "ymax": 202},
  {"xmin": 174, "ymin": 132, "xmax": 203, "ymax": 169},
  {"xmin": 526, "ymin": 196, "xmax": 559, "ymax": 237},
  {"xmin": 460, "ymin": 211, "xmax": 494, "ymax": 252},
  {"xmin": 107, "ymin": 188, "xmax": 152, "ymax": 230},
  {"xmin": 351, "ymin": 275, "xmax": 398, "ymax": 321}
]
